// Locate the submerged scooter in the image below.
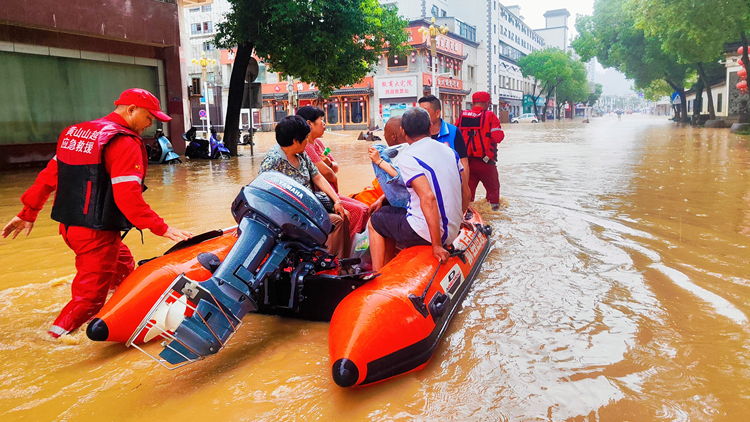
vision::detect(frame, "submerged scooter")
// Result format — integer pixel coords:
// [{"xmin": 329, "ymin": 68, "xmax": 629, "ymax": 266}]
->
[
  {"xmin": 184, "ymin": 127, "xmax": 231, "ymax": 159},
  {"xmin": 146, "ymin": 129, "xmax": 181, "ymax": 164},
  {"xmin": 209, "ymin": 128, "xmax": 231, "ymax": 159}
]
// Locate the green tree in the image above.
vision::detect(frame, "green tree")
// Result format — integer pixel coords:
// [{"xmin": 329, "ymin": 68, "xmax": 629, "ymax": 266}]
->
[
  {"xmin": 518, "ymin": 48, "xmax": 577, "ymax": 121},
  {"xmin": 571, "ymin": 0, "xmax": 692, "ymax": 121},
  {"xmin": 640, "ymin": 80, "xmax": 671, "ymax": 102},
  {"xmin": 555, "ymin": 60, "xmax": 589, "ymax": 118},
  {"xmin": 214, "ymin": 0, "xmax": 408, "ymax": 154},
  {"xmin": 630, "ymin": 0, "xmax": 747, "ymax": 120},
  {"xmin": 587, "ymin": 83, "xmax": 603, "ymax": 106}
]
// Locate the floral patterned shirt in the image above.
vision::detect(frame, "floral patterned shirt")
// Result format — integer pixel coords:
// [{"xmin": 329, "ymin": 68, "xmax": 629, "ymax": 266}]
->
[{"xmin": 259, "ymin": 143, "xmax": 319, "ymax": 190}]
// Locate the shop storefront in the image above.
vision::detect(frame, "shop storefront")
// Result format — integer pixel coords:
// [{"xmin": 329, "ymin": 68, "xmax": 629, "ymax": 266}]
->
[
  {"xmin": 498, "ymin": 87, "xmax": 523, "ymax": 120},
  {"xmin": 377, "ymin": 75, "xmax": 420, "ymax": 124},
  {"xmin": 260, "ymin": 77, "xmax": 374, "ymax": 131},
  {"xmin": 523, "ymin": 95, "xmax": 535, "ymax": 114},
  {"xmin": 421, "ymin": 74, "xmax": 470, "ymax": 125}
]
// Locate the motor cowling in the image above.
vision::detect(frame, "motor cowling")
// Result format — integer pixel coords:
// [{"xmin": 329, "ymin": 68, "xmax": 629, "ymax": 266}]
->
[
  {"xmin": 231, "ymin": 171, "xmax": 331, "ymax": 247},
  {"xmin": 158, "ymin": 172, "xmax": 333, "ymax": 365}
]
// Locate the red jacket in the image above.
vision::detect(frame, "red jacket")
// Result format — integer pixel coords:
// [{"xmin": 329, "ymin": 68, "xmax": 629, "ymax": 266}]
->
[
  {"xmin": 456, "ymin": 106, "xmax": 505, "ymax": 162},
  {"xmin": 18, "ymin": 113, "xmax": 168, "ymax": 236}
]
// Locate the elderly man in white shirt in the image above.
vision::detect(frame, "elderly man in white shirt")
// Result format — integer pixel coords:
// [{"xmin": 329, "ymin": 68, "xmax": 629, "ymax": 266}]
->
[{"xmin": 367, "ymin": 107, "xmax": 468, "ymax": 271}]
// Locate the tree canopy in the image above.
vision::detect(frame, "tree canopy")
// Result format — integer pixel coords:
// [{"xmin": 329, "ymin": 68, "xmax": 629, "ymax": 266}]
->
[
  {"xmin": 214, "ymin": 0, "xmax": 408, "ymax": 154},
  {"xmin": 518, "ymin": 48, "xmax": 584, "ymax": 119},
  {"xmin": 571, "ymin": 0, "xmax": 691, "ymax": 121},
  {"xmin": 629, "ymin": 0, "xmax": 745, "ymax": 119}
]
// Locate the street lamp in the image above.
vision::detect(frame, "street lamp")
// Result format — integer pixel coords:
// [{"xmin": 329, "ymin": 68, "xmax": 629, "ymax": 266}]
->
[
  {"xmin": 419, "ymin": 17, "xmax": 449, "ymax": 97},
  {"xmin": 192, "ymin": 52, "xmax": 216, "ymax": 137}
]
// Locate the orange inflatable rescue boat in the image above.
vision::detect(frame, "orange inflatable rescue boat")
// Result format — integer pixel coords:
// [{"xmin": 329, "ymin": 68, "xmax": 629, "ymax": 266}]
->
[{"xmin": 86, "ymin": 172, "xmax": 492, "ymax": 386}]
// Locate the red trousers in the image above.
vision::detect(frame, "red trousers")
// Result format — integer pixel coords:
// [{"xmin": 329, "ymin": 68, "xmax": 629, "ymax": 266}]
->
[
  {"xmin": 339, "ymin": 195, "xmax": 369, "ymax": 236},
  {"xmin": 49, "ymin": 224, "xmax": 134, "ymax": 337},
  {"xmin": 468, "ymin": 157, "xmax": 500, "ymax": 205}
]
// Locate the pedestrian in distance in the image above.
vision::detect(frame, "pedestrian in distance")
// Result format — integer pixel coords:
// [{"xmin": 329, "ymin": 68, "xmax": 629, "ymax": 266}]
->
[
  {"xmin": 2, "ymin": 88, "xmax": 194, "ymax": 339},
  {"xmin": 455, "ymin": 91, "xmax": 505, "ymax": 211}
]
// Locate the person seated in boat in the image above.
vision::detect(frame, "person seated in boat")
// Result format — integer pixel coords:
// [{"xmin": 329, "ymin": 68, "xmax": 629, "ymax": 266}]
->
[
  {"xmin": 296, "ymin": 106, "xmax": 369, "ymax": 237},
  {"xmin": 351, "ymin": 116, "xmax": 408, "ymax": 208},
  {"xmin": 365, "ymin": 116, "xmax": 411, "ymax": 213},
  {"xmin": 367, "ymin": 107, "xmax": 467, "ymax": 271},
  {"xmin": 258, "ymin": 115, "xmax": 350, "ymax": 258}
]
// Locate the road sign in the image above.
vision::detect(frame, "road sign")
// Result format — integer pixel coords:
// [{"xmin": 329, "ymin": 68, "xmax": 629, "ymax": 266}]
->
[{"xmin": 199, "ymin": 110, "xmax": 207, "ymax": 118}]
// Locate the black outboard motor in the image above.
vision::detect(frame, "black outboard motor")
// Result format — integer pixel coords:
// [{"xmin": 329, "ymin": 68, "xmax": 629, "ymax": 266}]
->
[{"xmin": 158, "ymin": 172, "xmax": 331, "ymax": 365}]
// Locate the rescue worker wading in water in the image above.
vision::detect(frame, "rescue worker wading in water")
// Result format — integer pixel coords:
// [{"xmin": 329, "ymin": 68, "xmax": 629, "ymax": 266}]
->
[
  {"xmin": 1, "ymin": 88, "xmax": 193, "ymax": 339},
  {"xmin": 455, "ymin": 91, "xmax": 505, "ymax": 211}
]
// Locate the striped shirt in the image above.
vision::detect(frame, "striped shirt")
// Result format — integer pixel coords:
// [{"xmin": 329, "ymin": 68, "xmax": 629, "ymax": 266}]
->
[{"xmin": 399, "ymin": 137, "xmax": 464, "ymax": 245}]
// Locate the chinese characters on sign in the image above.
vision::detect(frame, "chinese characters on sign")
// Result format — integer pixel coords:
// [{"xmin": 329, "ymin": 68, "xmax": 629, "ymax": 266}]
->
[
  {"xmin": 378, "ymin": 76, "xmax": 419, "ymax": 99},
  {"xmin": 422, "ymin": 74, "xmax": 464, "ymax": 91},
  {"xmin": 60, "ymin": 126, "xmax": 98, "ymax": 154}
]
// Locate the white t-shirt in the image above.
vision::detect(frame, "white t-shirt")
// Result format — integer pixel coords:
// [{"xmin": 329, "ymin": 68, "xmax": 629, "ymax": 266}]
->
[{"xmin": 399, "ymin": 137, "xmax": 464, "ymax": 245}]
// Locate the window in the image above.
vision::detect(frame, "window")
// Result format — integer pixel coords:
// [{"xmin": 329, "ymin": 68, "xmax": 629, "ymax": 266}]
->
[
  {"xmin": 718, "ymin": 93, "xmax": 723, "ymax": 112},
  {"xmin": 387, "ymin": 54, "xmax": 406, "ymax": 68},
  {"xmin": 494, "ymin": 65, "xmax": 496, "ymax": 73},
  {"xmin": 191, "ymin": 23, "xmax": 201, "ymax": 34},
  {"xmin": 189, "ymin": 7, "xmax": 200, "ymax": 13},
  {"xmin": 345, "ymin": 98, "xmax": 367, "ymax": 124},
  {"xmin": 494, "ymin": 24, "xmax": 496, "ymax": 34},
  {"xmin": 201, "ymin": 4, "xmax": 211, "ymax": 12},
  {"xmin": 441, "ymin": 9, "xmax": 447, "ymax": 17},
  {"xmin": 203, "ymin": 21, "xmax": 213, "ymax": 33},
  {"xmin": 468, "ymin": 66, "xmax": 475, "ymax": 81},
  {"xmin": 326, "ymin": 102, "xmax": 340, "ymax": 124},
  {"xmin": 431, "ymin": 5, "xmax": 439, "ymax": 17},
  {"xmin": 493, "ymin": 45, "xmax": 496, "ymax": 54},
  {"xmin": 202, "ymin": 41, "xmax": 214, "ymax": 52}
]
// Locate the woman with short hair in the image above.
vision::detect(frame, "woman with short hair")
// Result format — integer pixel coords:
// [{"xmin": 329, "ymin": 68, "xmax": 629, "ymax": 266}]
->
[{"xmin": 258, "ymin": 115, "xmax": 350, "ymax": 257}]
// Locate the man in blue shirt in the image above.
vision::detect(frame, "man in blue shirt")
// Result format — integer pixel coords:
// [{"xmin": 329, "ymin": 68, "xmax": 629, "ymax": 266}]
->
[{"xmin": 419, "ymin": 95, "xmax": 471, "ymax": 209}]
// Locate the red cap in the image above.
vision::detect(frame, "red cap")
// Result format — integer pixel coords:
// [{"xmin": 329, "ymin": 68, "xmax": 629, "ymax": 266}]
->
[
  {"xmin": 114, "ymin": 88, "xmax": 172, "ymax": 122},
  {"xmin": 472, "ymin": 91, "xmax": 491, "ymax": 103}
]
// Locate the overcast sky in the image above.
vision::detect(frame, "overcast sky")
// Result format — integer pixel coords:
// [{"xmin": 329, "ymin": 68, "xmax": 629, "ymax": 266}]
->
[
  {"xmin": 509, "ymin": 0, "xmax": 593, "ymax": 35},
  {"xmin": 511, "ymin": 0, "xmax": 635, "ymax": 95}
]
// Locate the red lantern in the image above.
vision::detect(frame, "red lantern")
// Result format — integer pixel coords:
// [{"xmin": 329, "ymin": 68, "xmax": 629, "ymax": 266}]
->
[
  {"xmin": 737, "ymin": 81, "xmax": 747, "ymax": 91},
  {"xmin": 739, "ymin": 46, "xmax": 745, "ymax": 55},
  {"xmin": 740, "ymin": 68, "xmax": 748, "ymax": 79}
]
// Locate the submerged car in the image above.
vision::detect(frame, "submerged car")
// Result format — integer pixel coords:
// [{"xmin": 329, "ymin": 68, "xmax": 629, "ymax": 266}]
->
[{"xmin": 511, "ymin": 113, "xmax": 539, "ymax": 123}]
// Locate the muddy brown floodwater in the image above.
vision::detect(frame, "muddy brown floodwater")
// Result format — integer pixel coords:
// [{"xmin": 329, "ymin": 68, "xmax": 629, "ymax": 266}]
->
[{"xmin": 2, "ymin": 115, "xmax": 750, "ymax": 421}]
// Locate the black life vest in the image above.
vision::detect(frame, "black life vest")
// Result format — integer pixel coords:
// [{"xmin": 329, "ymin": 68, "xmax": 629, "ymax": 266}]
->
[
  {"xmin": 50, "ymin": 118, "xmax": 146, "ymax": 231},
  {"xmin": 457, "ymin": 109, "xmax": 497, "ymax": 162}
]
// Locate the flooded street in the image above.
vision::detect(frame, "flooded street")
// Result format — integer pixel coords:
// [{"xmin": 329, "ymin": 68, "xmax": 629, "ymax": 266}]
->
[{"xmin": 2, "ymin": 114, "xmax": 750, "ymax": 421}]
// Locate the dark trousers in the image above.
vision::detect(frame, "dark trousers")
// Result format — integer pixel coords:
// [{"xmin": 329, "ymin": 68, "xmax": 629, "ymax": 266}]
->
[{"xmin": 468, "ymin": 157, "xmax": 500, "ymax": 205}]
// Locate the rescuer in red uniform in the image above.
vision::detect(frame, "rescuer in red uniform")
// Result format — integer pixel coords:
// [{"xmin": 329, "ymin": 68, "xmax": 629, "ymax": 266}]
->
[
  {"xmin": 1, "ymin": 88, "xmax": 193, "ymax": 339},
  {"xmin": 455, "ymin": 91, "xmax": 505, "ymax": 211}
]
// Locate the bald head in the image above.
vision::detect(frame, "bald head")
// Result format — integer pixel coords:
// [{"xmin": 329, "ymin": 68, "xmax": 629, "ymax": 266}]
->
[{"xmin": 384, "ymin": 116, "xmax": 406, "ymax": 146}]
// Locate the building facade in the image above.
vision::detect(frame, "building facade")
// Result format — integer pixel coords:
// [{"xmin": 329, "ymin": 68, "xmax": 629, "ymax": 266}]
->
[
  {"xmin": 0, "ymin": 0, "xmax": 188, "ymax": 168},
  {"xmin": 535, "ymin": 9, "xmax": 570, "ymax": 53}
]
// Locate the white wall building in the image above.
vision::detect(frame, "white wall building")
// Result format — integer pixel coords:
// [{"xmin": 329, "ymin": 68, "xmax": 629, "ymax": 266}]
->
[
  {"xmin": 535, "ymin": 9, "xmax": 570, "ymax": 53},
  {"xmin": 183, "ymin": 0, "xmax": 232, "ymax": 130},
  {"xmin": 383, "ymin": 1, "xmax": 546, "ymax": 118}
]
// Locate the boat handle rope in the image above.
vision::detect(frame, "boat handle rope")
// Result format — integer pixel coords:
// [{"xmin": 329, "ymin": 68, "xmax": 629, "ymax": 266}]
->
[{"xmin": 408, "ymin": 223, "xmax": 489, "ymax": 318}]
